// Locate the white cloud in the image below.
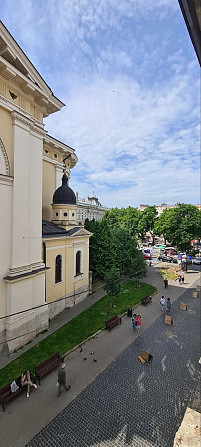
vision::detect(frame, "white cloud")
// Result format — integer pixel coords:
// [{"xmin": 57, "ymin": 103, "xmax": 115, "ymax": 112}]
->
[{"xmin": 1, "ymin": 0, "xmax": 200, "ymax": 209}]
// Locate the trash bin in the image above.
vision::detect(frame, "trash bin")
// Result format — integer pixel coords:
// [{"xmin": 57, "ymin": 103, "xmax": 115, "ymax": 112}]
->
[{"xmin": 127, "ymin": 307, "xmax": 132, "ymax": 317}]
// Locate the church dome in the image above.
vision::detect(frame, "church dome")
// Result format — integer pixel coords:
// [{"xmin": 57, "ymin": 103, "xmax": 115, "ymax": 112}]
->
[{"xmin": 53, "ymin": 173, "xmax": 76, "ymax": 204}]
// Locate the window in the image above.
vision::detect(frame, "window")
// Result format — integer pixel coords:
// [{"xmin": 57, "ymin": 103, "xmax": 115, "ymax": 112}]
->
[
  {"xmin": 64, "ymin": 212, "xmax": 67, "ymax": 217},
  {"xmin": 56, "ymin": 212, "xmax": 58, "ymax": 216},
  {"xmin": 55, "ymin": 255, "xmax": 62, "ymax": 283},
  {"xmin": 76, "ymin": 251, "xmax": 81, "ymax": 276}
]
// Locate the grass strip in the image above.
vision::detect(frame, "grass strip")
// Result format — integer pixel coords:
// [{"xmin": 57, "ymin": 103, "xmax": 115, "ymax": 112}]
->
[{"xmin": 0, "ymin": 280, "xmax": 156, "ymax": 388}]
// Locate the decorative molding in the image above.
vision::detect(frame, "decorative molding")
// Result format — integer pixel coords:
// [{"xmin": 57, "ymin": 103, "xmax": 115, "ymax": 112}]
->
[
  {"xmin": 11, "ymin": 110, "xmax": 45, "ymax": 136},
  {"xmin": 0, "ymin": 138, "xmax": 10, "ymax": 175}
]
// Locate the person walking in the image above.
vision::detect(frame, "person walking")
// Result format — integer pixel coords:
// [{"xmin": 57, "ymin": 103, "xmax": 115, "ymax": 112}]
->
[
  {"xmin": 136, "ymin": 315, "xmax": 141, "ymax": 333},
  {"xmin": 181, "ymin": 275, "xmax": 184, "ymax": 284},
  {"xmin": 21, "ymin": 370, "xmax": 37, "ymax": 398},
  {"xmin": 164, "ymin": 278, "xmax": 168, "ymax": 288},
  {"xmin": 160, "ymin": 296, "xmax": 165, "ymax": 311},
  {"xmin": 166, "ymin": 298, "xmax": 171, "ymax": 312},
  {"xmin": 131, "ymin": 314, "xmax": 137, "ymax": 331},
  {"xmin": 57, "ymin": 362, "xmax": 70, "ymax": 397},
  {"xmin": 178, "ymin": 275, "xmax": 182, "ymax": 285}
]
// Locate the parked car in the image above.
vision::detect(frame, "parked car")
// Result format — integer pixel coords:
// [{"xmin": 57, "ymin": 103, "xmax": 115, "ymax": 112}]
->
[
  {"xmin": 158, "ymin": 255, "xmax": 172, "ymax": 262},
  {"xmin": 193, "ymin": 258, "xmax": 201, "ymax": 265}
]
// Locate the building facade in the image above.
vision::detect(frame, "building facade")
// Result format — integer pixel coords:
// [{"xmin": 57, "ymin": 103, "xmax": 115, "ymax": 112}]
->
[
  {"xmin": 139, "ymin": 203, "xmax": 201, "ymax": 217},
  {"xmin": 76, "ymin": 193, "xmax": 110, "ymax": 223},
  {"xmin": 0, "ymin": 22, "xmax": 91, "ymax": 354}
]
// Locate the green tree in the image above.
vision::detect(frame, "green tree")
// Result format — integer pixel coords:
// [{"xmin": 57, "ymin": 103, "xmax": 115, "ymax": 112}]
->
[
  {"xmin": 103, "ymin": 207, "xmax": 125, "ymax": 229},
  {"xmin": 154, "ymin": 204, "xmax": 201, "ymax": 251},
  {"xmin": 104, "ymin": 266, "xmax": 121, "ymax": 308},
  {"xmin": 112, "ymin": 226, "xmax": 138, "ymax": 276},
  {"xmin": 138, "ymin": 206, "xmax": 157, "ymax": 243},
  {"xmin": 84, "ymin": 219, "xmax": 116, "ymax": 278},
  {"xmin": 122, "ymin": 206, "xmax": 140, "ymax": 236},
  {"xmin": 129, "ymin": 251, "xmax": 147, "ymax": 288}
]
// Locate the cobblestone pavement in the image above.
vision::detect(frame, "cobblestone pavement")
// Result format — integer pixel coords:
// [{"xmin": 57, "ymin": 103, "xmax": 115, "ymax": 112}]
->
[{"xmin": 25, "ymin": 284, "xmax": 200, "ymax": 447}]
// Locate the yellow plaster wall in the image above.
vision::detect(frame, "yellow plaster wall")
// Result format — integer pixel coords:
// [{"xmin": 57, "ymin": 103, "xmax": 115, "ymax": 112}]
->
[
  {"xmin": 44, "ymin": 237, "xmax": 89, "ymax": 304},
  {"xmin": 0, "ymin": 107, "xmax": 13, "ymax": 174},
  {"xmin": 42, "ymin": 160, "xmax": 55, "ymax": 221},
  {"xmin": 45, "ymin": 241, "xmax": 66, "ymax": 303}
]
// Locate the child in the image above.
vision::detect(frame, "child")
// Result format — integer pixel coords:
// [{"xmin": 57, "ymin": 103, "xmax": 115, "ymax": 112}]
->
[{"xmin": 136, "ymin": 315, "xmax": 141, "ymax": 333}]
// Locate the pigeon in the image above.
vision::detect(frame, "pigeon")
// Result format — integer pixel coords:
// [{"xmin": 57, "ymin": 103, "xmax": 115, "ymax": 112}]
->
[
  {"xmin": 93, "ymin": 359, "xmax": 97, "ymax": 363},
  {"xmin": 84, "ymin": 358, "xmax": 87, "ymax": 361},
  {"xmin": 90, "ymin": 352, "xmax": 94, "ymax": 355}
]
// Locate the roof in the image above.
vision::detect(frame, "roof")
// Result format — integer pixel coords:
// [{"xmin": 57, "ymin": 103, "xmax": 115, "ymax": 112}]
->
[
  {"xmin": 42, "ymin": 220, "xmax": 68, "ymax": 237},
  {"xmin": 0, "ymin": 21, "xmax": 65, "ymax": 116},
  {"xmin": 42, "ymin": 220, "xmax": 88, "ymax": 238},
  {"xmin": 53, "ymin": 173, "xmax": 76, "ymax": 205},
  {"xmin": 178, "ymin": 0, "xmax": 201, "ymax": 66}
]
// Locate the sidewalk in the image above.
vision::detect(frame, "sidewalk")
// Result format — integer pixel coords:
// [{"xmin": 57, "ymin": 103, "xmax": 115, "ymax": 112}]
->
[{"xmin": 0, "ymin": 264, "xmax": 200, "ymax": 447}]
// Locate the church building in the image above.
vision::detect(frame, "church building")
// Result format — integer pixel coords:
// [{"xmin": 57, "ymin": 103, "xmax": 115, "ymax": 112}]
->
[{"xmin": 0, "ymin": 21, "xmax": 92, "ymax": 354}]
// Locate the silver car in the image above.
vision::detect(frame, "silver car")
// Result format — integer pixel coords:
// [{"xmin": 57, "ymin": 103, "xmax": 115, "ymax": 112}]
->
[{"xmin": 193, "ymin": 257, "xmax": 201, "ymax": 264}]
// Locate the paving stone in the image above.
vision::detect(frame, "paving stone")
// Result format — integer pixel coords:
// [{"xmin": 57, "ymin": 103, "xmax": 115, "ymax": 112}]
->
[{"xmin": 25, "ymin": 284, "xmax": 200, "ymax": 447}]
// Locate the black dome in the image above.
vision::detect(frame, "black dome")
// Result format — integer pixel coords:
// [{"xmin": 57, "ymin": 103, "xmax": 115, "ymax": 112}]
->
[{"xmin": 53, "ymin": 173, "xmax": 76, "ymax": 205}]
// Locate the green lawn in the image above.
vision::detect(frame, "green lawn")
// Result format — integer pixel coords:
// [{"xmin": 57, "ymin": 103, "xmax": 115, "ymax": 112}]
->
[{"xmin": 0, "ymin": 280, "xmax": 156, "ymax": 388}]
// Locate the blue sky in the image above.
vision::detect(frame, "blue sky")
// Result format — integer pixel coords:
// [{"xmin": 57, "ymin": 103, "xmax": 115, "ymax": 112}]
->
[{"xmin": 1, "ymin": 0, "xmax": 200, "ymax": 208}]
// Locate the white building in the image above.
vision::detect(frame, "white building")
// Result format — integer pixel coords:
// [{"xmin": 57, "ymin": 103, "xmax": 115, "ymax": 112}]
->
[{"xmin": 76, "ymin": 192, "xmax": 110, "ymax": 223}]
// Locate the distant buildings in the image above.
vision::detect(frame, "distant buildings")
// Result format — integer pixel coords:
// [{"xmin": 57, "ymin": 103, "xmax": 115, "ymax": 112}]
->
[
  {"xmin": 139, "ymin": 203, "xmax": 201, "ymax": 217},
  {"xmin": 76, "ymin": 192, "xmax": 110, "ymax": 223}
]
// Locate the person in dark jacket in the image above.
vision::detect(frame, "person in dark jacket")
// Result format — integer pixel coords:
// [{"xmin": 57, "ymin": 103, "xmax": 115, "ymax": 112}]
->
[
  {"xmin": 166, "ymin": 298, "xmax": 171, "ymax": 312},
  {"xmin": 57, "ymin": 362, "xmax": 70, "ymax": 397}
]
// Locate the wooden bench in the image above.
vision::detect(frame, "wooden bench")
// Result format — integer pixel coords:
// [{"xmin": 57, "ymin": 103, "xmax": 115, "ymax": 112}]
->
[
  {"xmin": 105, "ymin": 315, "xmax": 122, "ymax": 332},
  {"xmin": 0, "ymin": 376, "xmax": 26, "ymax": 412},
  {"xmin": 141, "ymin": 295, "xmax": 152, "ymax": 306},
  {"xmin": 34, "ymin": 352, "xmax": 63, "ymax": 385}
]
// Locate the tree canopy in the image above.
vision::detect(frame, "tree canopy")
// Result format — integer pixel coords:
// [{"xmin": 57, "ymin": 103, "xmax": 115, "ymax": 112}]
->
[{"xmin": 154, "ymin": 204, "xmax": 201, "ymax": 251}]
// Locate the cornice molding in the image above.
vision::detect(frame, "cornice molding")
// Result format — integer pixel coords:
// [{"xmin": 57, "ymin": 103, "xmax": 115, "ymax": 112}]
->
[{"xmin": 11, "ymin": 110, "xmax": 46, "ymax": 136}]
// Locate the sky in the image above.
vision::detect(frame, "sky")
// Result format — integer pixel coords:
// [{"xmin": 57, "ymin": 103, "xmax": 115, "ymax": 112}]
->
[{"xmin": 1, "ymin": 0, "xmax": 200, "ymax": 209}]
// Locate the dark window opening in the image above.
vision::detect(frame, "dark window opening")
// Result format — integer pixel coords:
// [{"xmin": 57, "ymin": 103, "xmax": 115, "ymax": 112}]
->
[
  {"xmin": 64, "ymin": 212, "xmax": 67, "ymax": 217},
  {"xmin": 55, "ymin": 255, "xmax": 62, "ymax": 283},
  {"xmin": 76, "ymin": 251, "xmax": 81, "ymax": 276}
]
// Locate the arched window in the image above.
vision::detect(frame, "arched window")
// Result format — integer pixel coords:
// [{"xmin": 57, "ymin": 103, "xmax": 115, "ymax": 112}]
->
[
  {"xmin": 55, "ymin": 255, "xmax": 62, "ymax": 283},
  {"xmin": 76, "ymin": 251, "xmax": 81, "ymax": 276}
]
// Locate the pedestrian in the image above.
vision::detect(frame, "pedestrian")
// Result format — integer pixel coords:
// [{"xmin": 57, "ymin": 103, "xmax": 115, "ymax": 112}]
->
[
  {"xmin": 57, "ymin": 362, "xmax": 70, "ymax": 397},
  {"xmin": 160, "ymin": 296, "xmax": 165, "ymax": 311},
  {"xmin": 149, "ymin": 260, "xmax": 152, "ymax": 267},
  {"xmin": 178, "ymin": 275, "xmax": 182, "ymax": 285},
  {"xmin": 181, "ymin": 275, "xmax": 184, "ymax": 284},
  {"xmin": 131, "ymin": 314, "xmax": 137, "ymax": 330},
  {"xmin": 136, "ymin": 315, "xmax": 141, "ymax": 333},
  {"xmin": 166, "ymin": 298, "xmax": 171, "ymax": 312},
  {"xmin": 21, "ymin": 370, "xmax": 37, "ymax": 398},
  {"xmin": 164, "ymin": 278, "xmax": 168, "ymax": 288}
]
